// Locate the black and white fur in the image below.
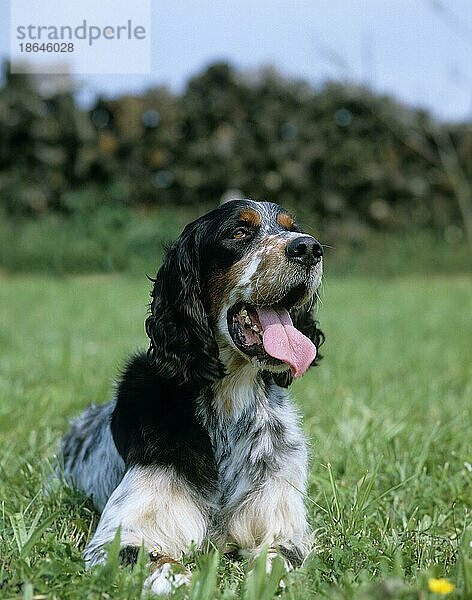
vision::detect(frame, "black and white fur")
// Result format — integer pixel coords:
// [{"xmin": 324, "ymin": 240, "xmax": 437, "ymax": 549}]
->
[{"xmin": 60, "ymin": 199, "xmax": 324, "ymax": 594}]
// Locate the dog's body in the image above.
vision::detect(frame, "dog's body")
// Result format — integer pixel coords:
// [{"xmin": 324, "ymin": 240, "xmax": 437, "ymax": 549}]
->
[{"xmin": 60, "ymin": 199, "xmax": 324, "ymax": 593}]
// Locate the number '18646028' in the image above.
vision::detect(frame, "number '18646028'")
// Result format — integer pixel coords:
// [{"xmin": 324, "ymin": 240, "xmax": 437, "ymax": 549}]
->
[{"xmin": 19, "ymin": 42, "xmax": 74, "ymax": 52}]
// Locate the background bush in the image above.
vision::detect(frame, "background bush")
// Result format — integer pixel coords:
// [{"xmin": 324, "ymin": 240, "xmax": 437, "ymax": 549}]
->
[{"xmin": 0, "ymin": 61, "xmax": 470, "ymax": 273}]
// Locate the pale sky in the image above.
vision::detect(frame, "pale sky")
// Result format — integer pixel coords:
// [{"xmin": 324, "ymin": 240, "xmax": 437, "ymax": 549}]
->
[{"xmin": 1, "ymin": 0, "xmax": 471, "ymax": 122}]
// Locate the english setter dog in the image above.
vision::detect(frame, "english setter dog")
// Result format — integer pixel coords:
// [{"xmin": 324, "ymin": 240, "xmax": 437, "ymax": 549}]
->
[{"xmin": 60, "ymin": 199, "xmax": 324, "ymax": 594}]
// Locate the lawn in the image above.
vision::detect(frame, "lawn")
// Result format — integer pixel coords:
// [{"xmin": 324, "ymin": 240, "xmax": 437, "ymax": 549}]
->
[{"xmin": 0, "ymin": 274, "xmax": 471, "ymax": 599}]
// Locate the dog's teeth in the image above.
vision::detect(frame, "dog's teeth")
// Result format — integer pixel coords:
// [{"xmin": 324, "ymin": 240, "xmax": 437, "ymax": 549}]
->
[
  {"xmin": 244, "ymin": 316, "xmax": 252, "ymax": 325},
  {"xmin": 252, "ymin": 325, "xmax": 260, "ymax": 333}
]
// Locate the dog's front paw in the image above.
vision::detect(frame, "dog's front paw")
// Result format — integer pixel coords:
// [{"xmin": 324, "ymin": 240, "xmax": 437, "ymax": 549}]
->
[{"xmin": 143, "ymin": 557, "xmax": 191, "ymax": 596}]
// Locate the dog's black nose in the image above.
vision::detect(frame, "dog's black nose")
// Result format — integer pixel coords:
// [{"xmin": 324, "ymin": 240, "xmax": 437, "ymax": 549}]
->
[{"xmin": 285, "ymin": 236, "xmax": 323, "ymax": 266}]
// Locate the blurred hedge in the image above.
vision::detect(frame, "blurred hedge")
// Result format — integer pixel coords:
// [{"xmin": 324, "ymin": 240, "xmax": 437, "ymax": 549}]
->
[{"xmin": 0, "ymin": 60, "xmax": 471, "ymax": 242}]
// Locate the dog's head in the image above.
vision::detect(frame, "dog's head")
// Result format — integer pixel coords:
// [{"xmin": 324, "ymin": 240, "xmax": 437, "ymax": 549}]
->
[{"xmin": 146, "ymin": 199, "xmax": 324, "ymax": 388}]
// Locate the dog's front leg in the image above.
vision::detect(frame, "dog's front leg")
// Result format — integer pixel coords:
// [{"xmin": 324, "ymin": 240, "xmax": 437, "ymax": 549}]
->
[
  {"xmin": 84, "ymin": 465, "xmax": 209, "ymax": 595},
  {"xmin": 226, "ymin": 475, "xmax": 312, "ymax": 568}
]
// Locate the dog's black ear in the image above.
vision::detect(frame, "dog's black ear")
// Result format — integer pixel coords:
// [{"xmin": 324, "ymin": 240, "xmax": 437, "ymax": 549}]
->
[
  {"xmin": 272, "ymin": 305, "xmax": 325, "ymax": 388},
  {"xmin": 145, "ymin": 225, "xmax": 225, "ymax": 387}
]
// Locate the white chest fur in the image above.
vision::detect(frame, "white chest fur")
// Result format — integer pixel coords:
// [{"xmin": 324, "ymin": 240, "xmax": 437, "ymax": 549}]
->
[{"xmin": 198, "ymin": 366, "xmax": 310, "ymax": 554}]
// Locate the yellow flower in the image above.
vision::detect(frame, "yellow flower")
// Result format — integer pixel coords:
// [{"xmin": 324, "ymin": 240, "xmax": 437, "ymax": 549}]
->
[{"xmin": 428, "ymin": 578, "xmax": 455, "ymax": 595}]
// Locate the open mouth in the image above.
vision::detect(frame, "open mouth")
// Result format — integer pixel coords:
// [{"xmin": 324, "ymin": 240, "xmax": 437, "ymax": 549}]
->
[
  {"xmin": 227, "ymin": 304, "xmax": 265, "ymax": 357},
  {"xmin": 227, "ymin": 297, "xmax": 317, "ymax": 377}
]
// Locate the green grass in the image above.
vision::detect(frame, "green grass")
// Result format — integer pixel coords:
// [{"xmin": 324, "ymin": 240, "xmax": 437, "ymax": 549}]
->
[
  {"xmin": 1, "ymin": 209, "xmax": 471, "ymax": 277},
  {"xmin": 0, "ymin": 274, "xmax": 471, "ymax": 598}
]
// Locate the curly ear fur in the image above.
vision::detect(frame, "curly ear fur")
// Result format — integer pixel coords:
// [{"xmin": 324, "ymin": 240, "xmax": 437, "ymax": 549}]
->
[
  {"xmin": 272, "ymin": 305, "xmax": 325, "ymax": 388},
  {"xmin": 145, "ymin": 227, "xmax": 225, "ymax": 387}
]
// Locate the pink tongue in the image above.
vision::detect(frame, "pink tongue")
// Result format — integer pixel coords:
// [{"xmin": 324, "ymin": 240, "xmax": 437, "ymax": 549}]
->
[{"xmin": 255, "ymin": 307, "xmax": 317, "ymax": 377}]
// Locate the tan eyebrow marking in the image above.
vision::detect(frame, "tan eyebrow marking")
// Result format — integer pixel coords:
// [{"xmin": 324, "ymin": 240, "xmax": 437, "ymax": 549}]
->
[
  {"xmin": 276, "ymin": 213, "xmax": 296, "ymax": 229},
  {"xmin": 238, "ymin": 208, "xmax": 261, "ymax": 227}
]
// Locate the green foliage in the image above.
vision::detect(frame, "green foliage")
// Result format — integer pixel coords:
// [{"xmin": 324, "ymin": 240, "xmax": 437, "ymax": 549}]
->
[
  {"xmin": 0, "ymin": 274, "xmax": 471, "ymax": 598},
  {"xmin": 1, "ymin": 61, "xmax": 471, "ymax": 239},
  {"xmin": 0, "ymin": 205, "xmax": 470, "ymax": 275},
  {"xmin": 1, "ymin": 60, "xmax": 471, "ymax": 275},
  {"xmin": 243, "ymin": 551, "xmax": 286, "ymax": 600},
  {"xmin": 0, "ymin": 205, "xmax": 202, "ymax": 274}
]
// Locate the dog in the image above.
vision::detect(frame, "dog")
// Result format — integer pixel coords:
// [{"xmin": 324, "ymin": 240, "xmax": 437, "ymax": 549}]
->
[{"xmin": 59, "ymin": 198, "xmax": 324, "ymax": 594}]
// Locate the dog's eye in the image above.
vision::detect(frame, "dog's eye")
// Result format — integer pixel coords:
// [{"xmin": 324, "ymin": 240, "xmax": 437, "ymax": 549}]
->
[{"xmin": 231, "ymin": 227, "xmax": 249, "ymax": 239}]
